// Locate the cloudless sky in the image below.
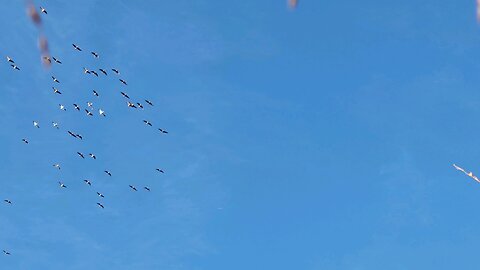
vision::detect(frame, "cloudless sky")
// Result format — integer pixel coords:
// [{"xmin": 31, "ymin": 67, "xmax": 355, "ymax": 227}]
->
[{"xmin": 1, "ymin": 0, "xmax": 480, "ymax": 269}]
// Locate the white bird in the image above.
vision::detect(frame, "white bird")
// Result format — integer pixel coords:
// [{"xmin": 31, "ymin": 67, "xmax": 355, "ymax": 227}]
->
[
  {"xmin": 53, "ymin": 164, "xmax": 61, "ymax": 170},
  {"xmin": 453, "ymin": 164, "xmax": 480, "ymax": 183},
  {"xmin": 40, "ymin": 6, "xmax": 47, "ymax": 14},
  {"xmin": 33, "ymin": 121, "xmax": 40, "ymax": 128},
  {"xmin": 52, "ymin": 122, "xmax": 59, "ymax": 129},
  {"xmin": 83, "ymin": 67, "xmax": 90, "ymax": 74},
  {"xmin": 87, "ymin": 102, "xmax": 93, "ymax": 108},
  {"xmin": 99, "ymin": 109, "xmax": 106, "ymax": 117},
  {"xmin": 59, "ymin": 104, "xmax": 66, "ymax": 111},
  {"xmin": 453, "ymin": 164, "xmax": 467, "ymax": 175},
  {"xmin": 58, "ymin": 182, "xmax": 67, "ymax": 188},
  {"xmin": 6, "ymin": 56, "xmax": 14, "ymax": 63}
]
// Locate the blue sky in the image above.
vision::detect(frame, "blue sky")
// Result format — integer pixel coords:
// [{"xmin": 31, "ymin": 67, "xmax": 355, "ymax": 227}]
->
[{"xmin": 1, "ymin": 0, "xmax": 480, "ymax": 269}]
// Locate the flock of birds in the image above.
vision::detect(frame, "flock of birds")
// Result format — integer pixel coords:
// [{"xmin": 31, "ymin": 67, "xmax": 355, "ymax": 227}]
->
[{"xmin": 2, "ymin": 6, "xmax": 170, "ymax": 256}]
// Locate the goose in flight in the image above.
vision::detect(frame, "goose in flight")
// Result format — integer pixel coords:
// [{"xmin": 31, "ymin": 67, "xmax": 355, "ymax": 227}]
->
[
  {"xmin": 96, "ymin": 192, "xmax": 105, "ymax": 198},
  {"xmin": 87, "ymin": 102, "xmax": 93, "ymax": 108},
  {"xmin": 3, "ymin": 250, "xmax": 11, "ymax": 255},
  {"xmin": 84, "ymin": 179, "xmax": 92, "ymax": 186},
  {"xmin": 111, "ymin": 68, "xmax": 120, "ymax": 74},
  {"xmin": 53, "ymin": 164, "xmax": 61, "ymax": 170},
  {"xmin": 6, "ymin": 56, "xmax": 14, "ymax": 63},
  {"xmin": 33, "ymin": 121, "xmax": 40, "ymax": 128},
  {"xmin": 91, "ymin": 70, "xmax": 99, "ymax": 77},
  {"xmin": 143, "ymin": 120, "xmax": 152, "ymax": 126},
  {"xmin": 120, "ymin": 92, "xmax": 130, "ymax": 99},
  {"xmin": 89, "ymin": 153, "xmax": 96, "ymax": 160},
  {"xmin": 52, "ymin": 87, "xmax": 62, "ymax": 95},
  {"xmin": 40, "ymin": 6, "xmax": 47, "ymax": 14},
  {"xmin": 76, "ymin": 134, "xmax": 83, "ymax": 140},
  {"xmin": 72, "ymin": 44, "xmax": 82, "ymax": 51},
  {"xmin": 145, "ymin": 99, "xmax": 154, "ymax": 106},
  {"xmin": 144, "ymin": 186, "xmax": 151, "ymax": 191},
  {"xmin": 119, "ymin": 79, "xmax": 127, "ymax": 85},
  {"xmin": 104, "ymin": 170, "xmax": 112, "ymax": 176},
  {"xmin": 43, "ymin": 56, "xmax": 51, "ymax": 64},
  {"xmin": 73, "ymin": 104, "xmax": 81, "ymax": 111},
  {"xmin": 453, "ymin": 164, "xmax": 480, "ymax": 183},
  {"xmin": 10, "ymin": 64, "xmax": 20, "ymax": 70},
  {"xmin": 99, "ymin": 69, "xmax": 107, "ymax": 76},
  {"xmin": 129, "ymin": 185, "xmax": 138, "ymax": 191},
  {"xmin": 52, "ymin": 56, "xmax": 62, "ymax": 64},
  {"xmin": 136, "ymin": 102, "xmax": 144, "ymax": 109},
  {"xmin": 52, "ymin": 76, "xmax": 60, "ymax": 83},
  {"xmin": 158, "ymin": 128, "xmax": 168, "ymax": 134},
  {"xmin": 85, "ymin": 109, "xmax": 93, "ymax": 116},
  {"xmin": 4, "ymin": 199, "xmax": 12, "ymax": 204},
  {"xmin": 58, "ymin": 181, "xmax": 67, "ymax": 188},
  {"xmin": 99, "ymin": 109, "xmax": 106, "ymax": 117},
  {"xmin": 91, "ymin": 51, "xmax": 99, "ymax": 58},
  {"xmin": 22, "ymin": 138, "xmax": 29, "ymax": 144},
  {"xmin": 68, "ymin": 131, "xmax": 76, "ymax": 138},
  {"xmin": 59, "ymin": 104, "xmax": 66, "ymax": 111},
  {"xmin": 97, "ymin": 202, "xmax": 104, "ymax": 209},
  {"xmin": 127, "ymin": 102, "xmax": 137, "ymax": 108},
  {"xmin": 83, "ymin": 67, "xmax": 90, "ymax": 74},
  {"xmin": 77, "ymin": 152, "xmax": 85, "ymax": 159},
  {"xmin": 93, "ymin": 90, "xmax": 99, "ymax": 97},
  {"xmin": 156, "ymin": 168, "xmax": 165, "ymax": 173},
  {"xmin": 52, "ymin": 122, "xmax": 59, "ymax": 129}
]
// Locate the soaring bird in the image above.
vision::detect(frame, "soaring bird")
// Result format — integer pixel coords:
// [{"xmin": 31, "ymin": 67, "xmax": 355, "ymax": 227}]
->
[
  {"xmin": 96, "ymin": 192, "xmax": 105, "ymax": 198},
  {"xmin": 68, "ymin": 131, "xmax": 76, "ymax": 138},
  {"xmin": 85, "ymin": 109, "xmax": 93, "ymax": 116},
  {"xmin": 52, "ymin": 56, "xmax": 62, "ymax": 64},
  {"xmin": 99, "ymin": 109, "xmax": 106, "ymax": 117},
  {"xmin": 22, "ymin": 138, "xmax": 29, "ymax": 144},
  {"xmin": 144, "ymin": 186, "xmax": 151, "ymax": 191},
  {"xmin": 120, "ymin": 92, "xmax": 130, "ymax": 99},
  {"xmin": 156, "ymin": 168, "xmax": 165, "ymax": 173},
  {"xmin": 137, "ymin": 102, "xmax": 144, "ymax": 109},
  {"xmin": 87, "ymin": 102, "xmax": 93, "ymax": 108},
  {"xmin": 119, "ymin": 79, "xmax": 128, "ymax": 85},
  {"xmin": 83, "ymin": 67, "xmax": 91, "ymax": 74},
  {"xmin": 6, "ymin": 56, "xmax": 14, "ymax": 63},
  {"xmin": 52, "ymin": 122, "xmax": 59, "ymax": 129},
  {"xmin": 40, "ymin": 6, "xmax": 47, "ymax": 14},
  {"xmin": 53, "ymin": 164, "xmax": 61, "ymax": 170},
  {"xmin": 97, "ymin": 202, "xmax": 104, "ymax": 209},
  {"xmin": 145, "ymin": 99, "xmax": 154, "ymax": 106},
  {"xmin": 91, "ymin": 70, "xmax": 99, "ymax": 77},
  {"xmin": 84, "ymin": 179, "xmax": 92, "ymax": 186},
  {"xmin": 73, "ymin": 104, "xmax": 81, "ymax": 111},
  {"xmin": 52, "ymin": 87, "xmax": 62, "ymax": 95},
  {"xmin": 3, "ymin": 250, "xmax": 11, "ymax": 255},
  {"xmin": 76, "ymin": 134, "xmax": 83, "ymax": 140},
  {"xmin": 453, "ymin": 164, "xmax": 480, "ymax": 183},
  {"xmin": 93, "ymin": 90, "xmax": 99, "ymax": 97},
  {"xmin": 143, "ymin": 120, "xmax": 153, "ymax": 126},
  {"xmin": 129, "ymin": 185, "xmax": 138, "ymax": 191},
  {"xmin": 52, "ymin": 76, "xmax": 60, "ymax": 83},
  {"xmin": 59, "ymin": 104, "xmax": 66, "ymax": 111},
  {"xmin": 99, "ymin": 69, "xmax": 107, "ymax": 76},
  {"xmin": 10, "ymin": 64, "xmax": 20, "ymax": 70},
  {"xmin": 111, "ymin": 68, "xmax": 120, "ymax": 74},
  {"xmin": 158, "ymin": 128, "xmax": 168, "ymax": 134},
  {"xmin": 89, "ymin": 153, "xmax": 96, "ymax": 159},
  {"xmin": 4, "ymin": 199, "xmax": 12, "ymax": 204},
  {"xmin": 104, "ymin": 170, "xmax": 112, "ymax": 176},
  {"xmin": 72, "ymin": 44, "xmax": 82, "ymax": 51},
  {"xmin": 77, "ymin": 152, "xmax": 85, "ymax": 159},
  {"xmin": 43, "ymin": 56, "xmax": 51, "ymax": 64},
  {"xmin": 127, "ymin": 102, "xmax": 137, "ymax": 108},
  {"xmin": 58, "ymin": 182, "xmax": 67, "ymax": 188},
  {"xmin": 33, "ymin": 121, "xmax": 40, "ymax": 128},
  {"xmin": 91, "ymin": 51, "xmax": 99, "ymax": 58}
]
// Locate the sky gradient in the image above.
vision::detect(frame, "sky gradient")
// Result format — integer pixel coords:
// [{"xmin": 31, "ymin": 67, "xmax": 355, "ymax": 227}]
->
[{"xmin": 1, "ymin": 0, "xmax": 480, "ymax": 269}]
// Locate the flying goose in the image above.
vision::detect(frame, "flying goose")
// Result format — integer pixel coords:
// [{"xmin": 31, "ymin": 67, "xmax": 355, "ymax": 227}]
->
[
  {"xmin": 104, "ymin": 170, "xmax": 112, "ymax": 176},
  {"xmin": 91, "ymin": 70, "xmax": 99, "ymax": 77},
  {"xmin": 3, "ymin": 250, "xmax": 11, "ymax": 255},
  {"xmin": 4, "ymin": 199, "xmax": 12, "ymax": 204},
  {"xmin": 72, "ymin": 44, "xmax": 82, "ymax": 51},
  {"xmin": 89, "ymin": 153, "xmax": 96, "ymax": 159},
  {"xmin": 96, "ymin": 192, "xmax": 105, "ymax": 198},
  {"xmin": 120, "ymin": 92, "xmax": 130, "ymax": 99},
  {"xmin": 53, "ymin": 164, "xmax": 61, "ymax": 170},
  {"xmin": 93, "ymin": 90, "xmax": 99, "ymax": 97},
  {"xmin": 99, "ymin": 109, "xmax": 106, "ymax": 117},
  {"xmin": 52, "ymin": 56, "xmax": 62, "ymax": 64},
  {"xmin": 58, "ymin": 181, "xmax": 67, "ymax": 188},
  {"xmin": 84, "ymin": 179, "xmax": 92, "ymax": 186},
  {"xmin": 52, "ymin": 76, "xmax": 60, "ymax": 83},
  {"xmin": 33, "ymin": 121, "xmax": 40, "ymax": 128},
  {"xmin": 76, "ymin": 134, "xmax": 83, "ymax": 140},
  {"xmin": 40, "ymin": 6, "xmax": 47, "ymax": 14},
  {"xmin": 99, "ymin": 69, "xmax": 107, "ymax": 76},
  {"xmin": 136, "ymin": 102, "xmax": 144, "ymax": 109},
  {"xmin": 145, "ymin": 99, "xmax": 154, "ymax": 106},
  {"xmin": 77, "ymin": 152, "xmax": 85, "ymax": 159},
  {"xmin": 158, "ymin": 128, "xmax": 168, "ymax": 134},
  {"xmin": 59, "ymin": 104, "xmax": 66, "ymax": 111},
  {"xmin": 85, "ymin": 109, "xmax": 93, "ymax": 116},
  {"xmin": 52, "ymin": 87, "xmax": 61, "ymax": 95},
  {"xmin": 119, "ymin": 79, "xmax": 127, "ymax": 85},
  {"xmin": 111, "ymin": 68, "xmax": 119, "ymax": 74},
  {"xmin": 156, "ymin": 168, "xmax": 165, "ymax": 173},
  {"xmin": 91, "ymin": 51, "xmax": 99, "ymax": 58},
  {"xmin": 129, "ymin": 185, "xmax": 137, "ymax": 191},
  {"xmin": 127, "ymin": 102, "xmax": 137, "ymax": 108},
  {"xmin": 83, "ymin": 67, "xmax": 90, "ymax": 74},
  {"xmin": 22, "ymin": 138, "xmax": 29, "ymax": 144},
  {"xmin": 10, "ymin": 64, "xmax": 20, "ymax": 70},
  {"xmin": 143, "ymin": 120, "xmax": 152, "ymax": 126},
  {"xmin": 144, "ymin": 186, "xmax": 151, "ymax": 191},
  {"xmin": 52, "ymin": 122, "xmax": 59, "ymax": 129},
  {"xmin": 6, "ymin": 56, "xmax": 14, "ymax": 63},
  {"xmin": 73, "ymin": 104, "xmax": 80, "ymax": 111},
  {"xmin": 87, "ymin": 102, "xmax": 93, "ymax": 108},
  {"xmin": 97, "ymin": 202, "xmax": 104, "ymax": 209}
]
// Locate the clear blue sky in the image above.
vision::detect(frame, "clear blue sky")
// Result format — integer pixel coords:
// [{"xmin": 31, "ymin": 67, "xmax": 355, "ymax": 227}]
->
[{"xmin": 1, "ymin": 0, "xmax": 480, "ymax": 269}]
